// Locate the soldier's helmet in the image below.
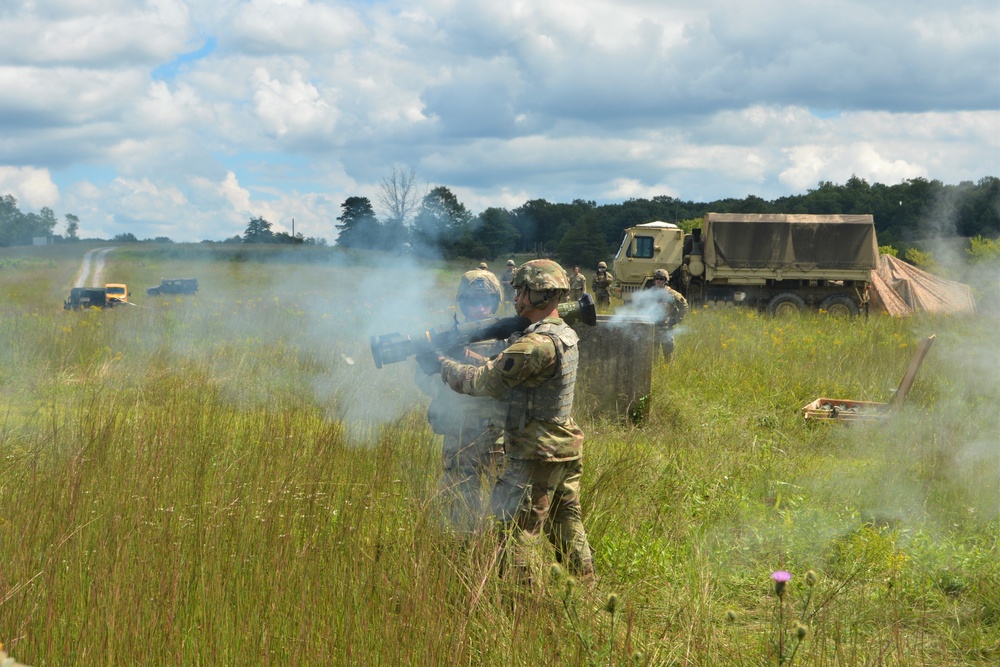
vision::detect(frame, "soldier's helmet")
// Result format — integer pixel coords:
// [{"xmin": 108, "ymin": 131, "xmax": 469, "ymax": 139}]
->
[
  {"xmin": 457, "ymin": 269, "xmax": 501, "ymax": 316},
  {"xmin": 597, "ymin": 261, "xmax": 607, "ymax": 270},
  {"xmin": 478, "ymin": 262, "xmax": 488, "ymax": 270},
  {"xmin": 653, "ymin": 268, "xmax": 669, "ymax": 280},
  {"xmin": 511, "ymin": 259, "xmax": 570, "ymax": 295},
  {"xmin": 506, "ymin": 259, "xmax": 515, "ymax": 267}
]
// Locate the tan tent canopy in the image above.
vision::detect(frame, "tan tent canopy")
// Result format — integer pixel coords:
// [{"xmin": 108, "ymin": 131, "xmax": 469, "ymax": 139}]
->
[{"xmin": 869, "ymin": 254, "xmax": 977, "ymax": 316}]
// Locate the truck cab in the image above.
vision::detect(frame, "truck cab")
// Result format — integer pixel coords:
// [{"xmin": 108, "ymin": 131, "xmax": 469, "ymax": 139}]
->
[
  {"xmin": 105, "ymin": 283, "xmax": 129, "ymax": 304},
  {"xmin": 612, "ymin": 221, "xmax": 686, "ymax": 302}
]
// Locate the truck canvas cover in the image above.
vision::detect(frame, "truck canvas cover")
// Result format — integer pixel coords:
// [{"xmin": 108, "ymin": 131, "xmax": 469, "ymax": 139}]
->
[{"xmin": 703, "ymin": 213, "xmax": 879, "ymax": 272}]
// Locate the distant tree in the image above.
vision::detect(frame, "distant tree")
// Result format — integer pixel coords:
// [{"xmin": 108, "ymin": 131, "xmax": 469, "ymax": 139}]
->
[
  {"xmin": 904, "ymin": 246, "xmax": 935, "ymax": 270},
  {"xmin": 222, "ymin": 235, "xmax": 243, "ymax": 244},
  {"xmin": 377, "ymin": 166, "xmax": 422, "ymax": 251},
  {"xmin": 63, "ymin": 213, "xmax": 80, "ymax": 241},
  {"xmin": 879, "ymin": 244, "xmax": 898, "ymax": 257},
  {"xmin": 474, "ymin": 207, "xmax": 520, "ymax": 259},
  {"xmin": 336, "ymin": 196, "xmax": 382, "ymax": 249},
  {"xmin": 243, "ymin": 216, "xmax": 274, "ymax": 243},
  {"xmin": 967, "ymin": 235, "xmax": 1000, "ymax": 263},
  {"xmin": 274, "ymin": 231, "xmax": 305, "ymax": 244},
  {"xmin": 112, "ymin": 232, "xmax": 139, "ymax": 242},
  {"xmin": 557, "ymin": 212, "xmax": 609, "ymax": 269},
  {"xmin": 412, "ymin": 186, "xmax": 475, "ymax": 258}
]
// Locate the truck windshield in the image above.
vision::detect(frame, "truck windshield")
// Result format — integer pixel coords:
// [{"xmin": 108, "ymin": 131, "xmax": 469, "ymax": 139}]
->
[
  {"xmin": 107, "ymin": 287, "xmax": 125, "ymax": 295},
  {"xmin": 627, "ymin": 236, "xmax": 655, "ymax": 259}
]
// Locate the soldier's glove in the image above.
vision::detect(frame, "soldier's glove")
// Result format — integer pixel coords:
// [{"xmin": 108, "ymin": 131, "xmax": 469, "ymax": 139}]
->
[{"xmin": 415, "ymin": 351, "xmax": 444, "ymax": 376}]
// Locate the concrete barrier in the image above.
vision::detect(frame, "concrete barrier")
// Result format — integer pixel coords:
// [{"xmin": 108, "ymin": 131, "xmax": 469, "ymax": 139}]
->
[{"xmin": 572, "ymin": 315, "xmax": 654, "ymax": 421}]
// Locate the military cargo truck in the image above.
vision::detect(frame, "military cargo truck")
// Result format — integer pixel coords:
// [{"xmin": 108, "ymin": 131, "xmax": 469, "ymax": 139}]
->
[
  {"xmin": 613, "ymin": 213, "xmax": 879, "ymax": 316},
  {"xmin": 64, "ymin": 287, "xmax": 117, "ymax": 310},
  {"xmin": 146, "ymin": 278, "xmax": 199, "ymax": 296}
]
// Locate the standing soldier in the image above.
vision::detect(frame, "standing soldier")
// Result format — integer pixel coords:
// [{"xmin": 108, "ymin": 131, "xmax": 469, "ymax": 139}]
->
[
  {"xmin": 592, "ymin": 261, "xmax": 614, "ymax": 310},
  {"xmin": 431, "ymin": 259, "xmax": 594, "ymax": 582},
  {"xmin": 568, "ymin": 265, "xmax": 587, "ymax": 302},
  {"xmin": 414, "ymin": 270, "xmax": 505, "ymax": 532},
  {"xmin": 648, "ymin": 268, "xmax": 689, "ymax": 361},
  {"xmin": 500, "ymin": 259, "xmax": 516, "ymax": 313}
]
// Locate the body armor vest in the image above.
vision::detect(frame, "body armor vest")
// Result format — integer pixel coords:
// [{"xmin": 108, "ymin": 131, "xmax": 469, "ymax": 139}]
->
[{"xmin": 504, "ymin": 320, "xmax": 578, "ymax": 432}]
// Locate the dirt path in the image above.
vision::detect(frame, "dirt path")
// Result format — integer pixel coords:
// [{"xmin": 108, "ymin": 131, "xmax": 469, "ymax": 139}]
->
[{"xmin": 73, "ymin": 247, "xmax": 116, "ymax": 287}]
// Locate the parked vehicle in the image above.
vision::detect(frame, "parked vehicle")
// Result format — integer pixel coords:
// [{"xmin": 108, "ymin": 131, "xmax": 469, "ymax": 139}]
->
[
  {"xmin": 105, "ymin": 283, "xmax": 130, "ymax": 304},
  {"xmin": 146, "ymin": 278, "xmax": 199, "ymax": 296},
  {"xmin": 64, "ymin": 287, "xmax": 117, "ymax": 310},
  {"xmin": 612, "ymin": 213, "xmax": 879, "ymax": 316}
]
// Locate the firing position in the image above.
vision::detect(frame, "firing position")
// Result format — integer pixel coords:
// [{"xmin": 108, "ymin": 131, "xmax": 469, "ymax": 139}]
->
[{"xmin": 430, "ymin": 259, "xmax": 594, "ymax": 581}]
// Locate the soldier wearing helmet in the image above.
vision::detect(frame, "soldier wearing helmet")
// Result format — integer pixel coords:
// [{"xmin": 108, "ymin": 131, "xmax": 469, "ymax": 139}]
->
[
  {"xmin": 436, "ymin": 259, "xmax": 594, "ymax": 581},
  {"xmin": 414, "ymin": 269, "xmax": 504, "ymax": 532},
  {"xmin": 647, "ymin": 268, "xmax": 689, "ymax": 362},
  {"xmin": 592, "ymin": 261, "xmax": 614, "ymax": 311},
  {"xmin": 500, "ymin": 259, "xmax": 516, "ymax": 313}
]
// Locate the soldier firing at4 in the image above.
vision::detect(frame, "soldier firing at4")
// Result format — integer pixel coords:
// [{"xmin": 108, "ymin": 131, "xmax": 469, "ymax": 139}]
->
[{"xmin": 425, "ymin": 259, "xmax": 595, "ymax": 581}]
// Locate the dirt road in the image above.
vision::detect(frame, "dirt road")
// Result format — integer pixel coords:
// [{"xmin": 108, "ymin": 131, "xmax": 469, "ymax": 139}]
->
[{"xmin": 73, "ymin": 247, "xmax": 116, "ymax": 287}]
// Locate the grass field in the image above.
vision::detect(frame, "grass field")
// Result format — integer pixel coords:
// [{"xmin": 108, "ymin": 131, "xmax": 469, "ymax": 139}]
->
[{"xmin": 0, "ymin": 243, "xmax": 997, "ymax": 666}]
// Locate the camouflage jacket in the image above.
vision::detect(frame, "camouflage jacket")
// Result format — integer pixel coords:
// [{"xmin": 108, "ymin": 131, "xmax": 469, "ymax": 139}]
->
[
  {"xmin": 568, "ymin": 273, "xmax": 587, "ymax": 297},
  {"xmin": 500, "ymin": 269, "xmax": 515, "ymax": 300},
  {"xmin": 592, "ymin": 271, "xmax": 614, "ymax": 294},
  {"xmin": 440, "ymin": 317, "xmax": 584, "ymax": 461},
  {"xmin": 652, "ymin": 285, "xmax": 689, "ymax": 327}
]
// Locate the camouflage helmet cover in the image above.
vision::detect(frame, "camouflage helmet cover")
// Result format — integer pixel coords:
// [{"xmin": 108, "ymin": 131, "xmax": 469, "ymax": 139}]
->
[
  {"xmin": 506, "ymin": 259, "xmax": 515, "ymax": 266},
  {"xmin": 653, "ymin": 268, "xmax": 669, "ymax": 280},
  {"xmin": 597, "ymin": 261, "xmax": 608, "ymax": 269},
  {"xmin": 478, "ymin": 262, "xmax": 488, "ymax": 270},
  {"xmin": 457, "ymin": 269, "xmax": 501, "ymax": 302},
  {"xmin": 511, "ymin": 259, "xmax": 570, "ymax": 292}
]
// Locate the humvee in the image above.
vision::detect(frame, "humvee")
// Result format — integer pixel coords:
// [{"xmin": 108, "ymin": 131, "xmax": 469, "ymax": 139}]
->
[{"xmin": 146, "ymin": 278, "xmax": 199, "ymax": 296}]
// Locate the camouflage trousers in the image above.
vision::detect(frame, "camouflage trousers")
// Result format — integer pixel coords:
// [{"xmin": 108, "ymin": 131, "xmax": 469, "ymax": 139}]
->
[
  {"xmin": 441, "ymin": 430, "xmax": 503, "ymax": 533},
  {"xmin": 490, "ymin": 457, "xmax": 594, "ymax": 578},
  {"xmin": 595, "ymin": 291, "xmax": 611, "ymax": 309},
  {"xmin": 656, "ymin": 327, "xmax": 676, "ymax": 361}
]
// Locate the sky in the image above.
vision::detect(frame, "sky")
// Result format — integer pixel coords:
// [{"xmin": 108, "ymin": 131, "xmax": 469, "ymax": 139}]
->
[{"xmin": 0, "ymin": 0, "xmax": 997, "ymax": 243}]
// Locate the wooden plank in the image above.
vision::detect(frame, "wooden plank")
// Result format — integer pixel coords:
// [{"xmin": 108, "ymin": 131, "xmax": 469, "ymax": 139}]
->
[{"xmin": 891, "ymin": 334, "xmax": 936, "ymax": 408}]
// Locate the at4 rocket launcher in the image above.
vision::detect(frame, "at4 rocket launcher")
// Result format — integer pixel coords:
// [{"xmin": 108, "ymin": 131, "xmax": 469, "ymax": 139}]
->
[{"xmin": 370, "ymin": 293, "xmax": 597, "ymax": 369}]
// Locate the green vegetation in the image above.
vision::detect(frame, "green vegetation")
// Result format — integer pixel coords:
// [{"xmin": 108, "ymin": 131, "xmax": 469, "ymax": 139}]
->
[{"xmin": 0, "ymin": 245, "xmax": 997, "ymax": 665}]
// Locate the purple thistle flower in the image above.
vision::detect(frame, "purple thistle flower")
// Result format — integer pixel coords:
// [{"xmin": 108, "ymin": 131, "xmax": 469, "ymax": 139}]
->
[{"xmin": 772, "ymin": 570, "xmax": 791, "ymax": 596}]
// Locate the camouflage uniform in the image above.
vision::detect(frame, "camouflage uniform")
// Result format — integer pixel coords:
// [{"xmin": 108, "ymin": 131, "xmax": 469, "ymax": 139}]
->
[
  {"xmin": 500, "ymin": 261, "xmax": 516, "ymax": 312},
  {"xmin": 415, "ymin": 270, "xmax": 504, "ymax": 532},
  {"xmin": 648, "ymin": 269, "xmax": 689, "ymax": 361},
  {"xmin": 568, "ymin": 271, "xmax": 587, "ymax": 302},
  {"xmin": 440, "ymin": 259, "xmax": 594, "ymax": 579},
  {"xmin": 592, "ymin": 263, "xmax": 614, "ymax": 309}
]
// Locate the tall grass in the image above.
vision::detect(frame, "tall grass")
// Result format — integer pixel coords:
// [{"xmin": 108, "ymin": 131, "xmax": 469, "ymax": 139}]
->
[{"xmin": 0, "ymin": 245, "xmax": 997, "ymax": 665}]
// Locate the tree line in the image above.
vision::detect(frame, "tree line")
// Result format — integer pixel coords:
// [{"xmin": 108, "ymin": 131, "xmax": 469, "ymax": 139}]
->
[
  {"xmin": 338, "ymin": 175, "xmax": 1000, "ymax": 269},
  {"xmin": 3, "ymin": 175, "xmax": 997, "ymax": 268}
]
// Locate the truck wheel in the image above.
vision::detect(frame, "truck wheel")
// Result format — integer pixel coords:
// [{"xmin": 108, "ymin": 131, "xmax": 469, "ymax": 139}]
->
[
  {"xmin": 819, "ymin": 295, "xmax": 860, "ymax": 317},
  {"xmin": 767, "ymin": 292, "xmax": 806, "ymax": 317}
]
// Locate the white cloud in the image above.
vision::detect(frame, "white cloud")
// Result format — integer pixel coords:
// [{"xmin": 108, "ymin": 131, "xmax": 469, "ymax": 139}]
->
[
  {"xmin": 0, "ymin": 0, "xmax": 996, "ymax": 242},
  {"xmin": 0, "ymin": 166, "xmax": 59, "ymax": 209}
]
